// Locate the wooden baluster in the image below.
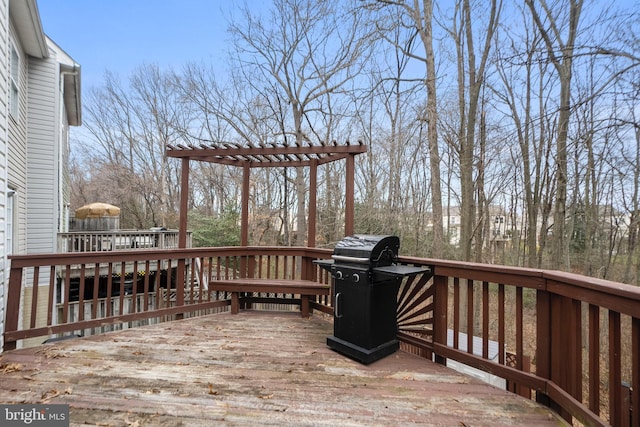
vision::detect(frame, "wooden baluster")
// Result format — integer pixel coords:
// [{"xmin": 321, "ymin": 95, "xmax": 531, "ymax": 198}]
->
[
  {"xmin": 30, "ymin": 266, "xmax": 40, "ymax": 329},
  {"xmin": 498, "ymin": 284, "xmax": 505, "ymax": 365},
  {"xmin": 92, "ymin": 263, "xmax": 100, "ymax": 319},
  {"xmin": 535, "ymin": 289, "xmax": 551, "ymax": 407},
  {"xmin": 609, "ymin": 310, "xmax": 622, "ymax": 427},
  {"xmin": 78, "ymin": 264, "xmax": 86, "ymax": 321},
  {"xmin": 47, "ymin": 266, "xmax": 55, "ymax": 326},
  {"xmin": 632, "ymin": 317, "xmax": 639, "ymax": 427},
  {"xmin": 143, "ymin": 260, "xmax": 151, "ymax": 310},
  {"xmin": 453, "ymin": 277, "xmax": 460, "ymax": 350},
  {"xmin": 106, "ymin": 263, "xmax": 113, "ymax": 317},
  {"xmin": 588, "ymin": 304, "xmax": 600, "ymax": 415},
  {"xmin": 482, "ymin": 281, "xmax": 489, "ymax": 359},
  {"xmin": 467, "ymin": 279, "xmax": 474, "ymax": 355}
]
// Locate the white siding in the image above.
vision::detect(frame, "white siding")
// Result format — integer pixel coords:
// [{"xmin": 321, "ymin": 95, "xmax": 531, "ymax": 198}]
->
[
  {"xmin": 26, "ymin": 49, "xmax": 58, "ymax": 253},
  {"xmin": 7, "ymin": 22, "xmax": 26, "ymax": 255},
  {"xmin": 0, "ymin": 0, "xmax": 9, "ymax": 352}
]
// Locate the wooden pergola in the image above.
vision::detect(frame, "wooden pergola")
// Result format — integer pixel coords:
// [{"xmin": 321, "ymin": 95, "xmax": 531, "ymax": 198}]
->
[{"xmin": 166, "ymin": 141, "xmax": 367, "ymax": 248}]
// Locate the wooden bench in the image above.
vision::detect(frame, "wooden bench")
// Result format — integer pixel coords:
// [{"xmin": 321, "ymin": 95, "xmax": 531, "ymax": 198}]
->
[{"xmin": 208, "ymin": 278, "xmax": 331, "ymax": 318}]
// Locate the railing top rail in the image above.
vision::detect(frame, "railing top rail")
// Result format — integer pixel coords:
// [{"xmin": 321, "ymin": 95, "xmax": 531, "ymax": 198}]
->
[
  {"xmin": 399, "ymin": 255, "xmax": 544, "ymax": 278},
  {"xmin": 9, "ymin": 246, "xmax": 333, "ymax": 267},
  {"xmin": 59, "ymin": 229, "xmax": 181, "ymax": 234}
]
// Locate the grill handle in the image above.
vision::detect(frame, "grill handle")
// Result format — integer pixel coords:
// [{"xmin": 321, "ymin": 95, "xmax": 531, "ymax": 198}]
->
[
  {"xmin": 335, "ymin": 292, "xmax": 343, "ymax": 318},
  {"xmin": 331, "ymin": 255, "xmax": 369, "ymax": 264}
]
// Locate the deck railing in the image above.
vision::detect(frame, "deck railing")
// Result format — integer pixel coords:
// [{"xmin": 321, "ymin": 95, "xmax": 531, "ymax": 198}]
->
[
  {"xmin": 4, "ymin": 246, "xmax": 639, "ymax": 426},
  {"xmin": 4, "ymin": 247, "xmax": 333, "ymax": 349}
]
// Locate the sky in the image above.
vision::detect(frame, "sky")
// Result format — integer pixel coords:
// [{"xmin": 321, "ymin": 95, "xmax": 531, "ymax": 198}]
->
[
  {"xmin": 37, "ymin": 0, "xmax": 639, "ymax": 100},
  {"xmin": 37, "ymin": 0, "xmax": 237, "ymax": 92}
]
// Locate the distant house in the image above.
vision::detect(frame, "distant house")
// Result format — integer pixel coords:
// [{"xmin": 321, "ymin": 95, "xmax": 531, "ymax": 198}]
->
[
  {"xmin": 443, "ymin": 206, "xmax": 462, "ymax": 246},
  {"xmin": 0, "ymin": 0, "xmax": 81, "ymax": 351},
  {"xmin": 438, "ymin": 205, "xmax": 515, "ymax": 248}
]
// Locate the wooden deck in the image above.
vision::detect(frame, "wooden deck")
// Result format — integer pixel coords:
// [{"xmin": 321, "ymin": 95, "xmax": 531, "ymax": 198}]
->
[{"xmin": 0, "ymin": 312, "xmax": 567, "ymax": 426}]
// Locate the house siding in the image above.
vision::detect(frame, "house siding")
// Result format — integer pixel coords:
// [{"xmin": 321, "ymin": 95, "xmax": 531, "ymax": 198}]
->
[
  {"xmin": 17, "ymin": 48, "xmax": 59, "ymax": 345},
  {"xmin": 7, "ymin": 22, "xmax": 26, "ymax": 256},
  {"xmin": 0, "ymin": 0, "xmax": 8, "ymax": 352},
  {"xmin": 26, "ymin": 48, "xmax": 58, "ymax": 253}
]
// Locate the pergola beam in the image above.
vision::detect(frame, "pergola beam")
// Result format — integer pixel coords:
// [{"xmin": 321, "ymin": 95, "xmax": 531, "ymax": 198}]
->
[
  {"xmin": 170, "ymin": 141, "xmax": 366, "ymax": 249},
  {"xmin": 167, "ymin": 142, "xmax": 366, "ymax": 164}
]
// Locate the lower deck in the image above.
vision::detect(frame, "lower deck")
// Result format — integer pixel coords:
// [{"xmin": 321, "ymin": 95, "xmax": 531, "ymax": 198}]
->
[{"xmin": 0, "ymin": 311, "xmax": 567, "ymax": 426}]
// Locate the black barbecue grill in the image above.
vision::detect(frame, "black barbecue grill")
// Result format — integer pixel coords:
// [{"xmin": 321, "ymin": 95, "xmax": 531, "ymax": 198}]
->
[{"xmin": 316, "ymin": 235, "xmax": 426, "ymax": 364}]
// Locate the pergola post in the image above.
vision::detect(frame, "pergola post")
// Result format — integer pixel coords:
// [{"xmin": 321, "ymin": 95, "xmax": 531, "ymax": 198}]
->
[
  {"xmin": 241, "ymin": 162, "xmax": 250, "ymax": 247},
  {"xmin": 176, "ymin": 157, "xmax": 190, "ymax": 313},
  {"xmin": 178, "ymin": 158, "xmax": 190, "ymax": 249},
  {"xmin": 345, "ymin": 153, "xmax": 355, "ymax": 236},
  {"xmin": 308, "ymin": 159, "xmax": 318, "ymax": 247}
]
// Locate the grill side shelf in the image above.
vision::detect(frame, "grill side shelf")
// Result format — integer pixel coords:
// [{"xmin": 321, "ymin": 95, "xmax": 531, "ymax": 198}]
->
[
  {"xmin": 313, "ymin": 259, "xmax": 334, "ymax": 273},
  {"xmin": 372, "ymin": 265, "xmax": 430, "ymax": 277}
]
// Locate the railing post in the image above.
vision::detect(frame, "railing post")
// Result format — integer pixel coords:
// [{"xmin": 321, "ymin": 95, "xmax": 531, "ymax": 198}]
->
[
  {"xmin": 300, "ymin": 252, "xmax": 315, "ymax": 281},
  {"xmin": 433, "ymin": 274, "xmax": 448, "ymax": 365},
  {"xmin": 4, "ymin": 264, "xmax": 24, "ymax": 351},
  {"xmin": 551, "ymin": 294, "xmax": 582, "ymax": 423}
]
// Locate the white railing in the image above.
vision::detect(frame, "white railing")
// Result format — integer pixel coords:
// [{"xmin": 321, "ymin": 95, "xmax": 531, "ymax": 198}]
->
[{"xmin": 57, "ymin": 230, "xmax": 191, "ymax": 252}]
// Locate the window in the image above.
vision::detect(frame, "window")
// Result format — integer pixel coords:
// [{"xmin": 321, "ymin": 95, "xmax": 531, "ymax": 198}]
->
[{"xmin": 9, "ymin": 45, "xmax": 19, "ymax": 119}]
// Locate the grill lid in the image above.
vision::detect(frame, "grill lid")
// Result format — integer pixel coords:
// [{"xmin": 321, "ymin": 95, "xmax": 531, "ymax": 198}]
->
[{"xmin": 332, "ymin": 235, "xmax": 399, "ymax": 267}]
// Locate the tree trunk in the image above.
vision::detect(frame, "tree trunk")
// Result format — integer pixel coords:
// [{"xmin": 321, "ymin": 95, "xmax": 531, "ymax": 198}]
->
[
  {"xmin": 423, "ymin": 0, "xmax": 444, "ymax": 257},
  {"xmin": 526, "ymin": 0, "xmax": 583, "ymax": 270}
]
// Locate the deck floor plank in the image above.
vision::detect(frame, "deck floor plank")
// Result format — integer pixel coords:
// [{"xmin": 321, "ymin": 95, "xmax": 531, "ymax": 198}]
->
[{"xmin": 0, "ymin": 311, "xmax": 567, "ymax": 426}]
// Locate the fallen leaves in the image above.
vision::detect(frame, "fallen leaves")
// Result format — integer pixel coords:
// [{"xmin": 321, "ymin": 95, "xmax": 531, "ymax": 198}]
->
[
  {"xmin": 40, "ymin": 387, "xmax": 72, "ymax": 402},
  {"xmin": 36, "ymin": 347, "xmax": 68, "ymax": 360},
  {"xmin": 208, "ymin": 383, "xmax": 218, "ymax": 395},
  {"xmin": 0, "ymin": 363, "xmax": 22, "ymax": 374},
  {"xmin": 124, "ymin": 413, "xmax": 141, "ymax": 427}
]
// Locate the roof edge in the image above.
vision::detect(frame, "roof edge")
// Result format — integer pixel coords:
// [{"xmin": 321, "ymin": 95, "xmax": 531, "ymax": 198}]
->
[
  {"xmin": 60, "ymin": 63, "xmax": 82, "ymax": 126},
  {"xmin": 9, "ymin": 0, "xmax": 48, "ymax": 58}
]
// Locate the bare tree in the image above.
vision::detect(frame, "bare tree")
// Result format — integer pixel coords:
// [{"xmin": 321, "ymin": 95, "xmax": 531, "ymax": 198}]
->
[
  {"xmin": 525, "ymin": 0, "xmax": 583, "ymax": 269},
  {"xmin": 493, "ymin": 4, "xmax": 556, "ymax": 267},
  {"xmin": 374, "ymin": 0, "xmax": 444, "ymax": 256},
  {"xmin": 228, "ymin": 0, "xmax": 371, "ymax": 245},
  {"xmin": 80, "ymin": 65, "xmax": 189, "ymax": 228},
  {"xmin": 448, "ymin": 0, "xmax": 502, "ymax": 261}
]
